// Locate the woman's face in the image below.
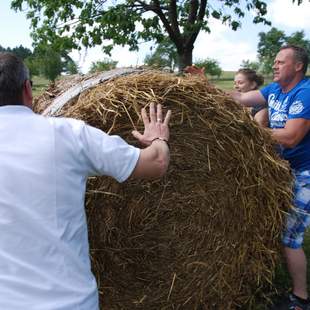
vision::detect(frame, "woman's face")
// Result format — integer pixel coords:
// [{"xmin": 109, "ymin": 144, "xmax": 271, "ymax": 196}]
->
[{"xmin": 234, "ymin": 73, "xmax": 257, "ymax": 92}]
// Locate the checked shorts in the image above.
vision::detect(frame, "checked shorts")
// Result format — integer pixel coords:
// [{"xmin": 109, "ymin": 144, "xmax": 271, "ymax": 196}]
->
[{"xmin": 282, "ymin": 170, "xmax": 310, "ymax": 249}]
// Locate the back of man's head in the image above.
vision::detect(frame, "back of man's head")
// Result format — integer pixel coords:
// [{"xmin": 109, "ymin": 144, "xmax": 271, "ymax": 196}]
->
[
  {"xmin": 280, "ymin": 44, "xmax": 309, "ymax": 75},
  {"xmin": 0, "ymin": 52, "xmax": 29, "ymax": 106}
]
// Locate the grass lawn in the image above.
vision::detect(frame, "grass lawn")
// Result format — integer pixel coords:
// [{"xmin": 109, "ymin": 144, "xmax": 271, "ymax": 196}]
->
[
  {"xmin": 210, "ymin": 72, "xmax": 274, "ymax": 92},
  {"xmin": 210, "ymin": 78, "xmax": 234, "ymax": 90},
  {"xmin": 32, "ymin": 75, "xmax": 50, "ymax": 97}
]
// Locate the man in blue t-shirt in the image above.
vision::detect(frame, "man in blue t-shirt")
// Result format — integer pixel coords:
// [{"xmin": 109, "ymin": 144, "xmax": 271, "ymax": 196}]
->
[{"xmin": 231, "ymin": 45, "xmax": 310, "ymax": 310}]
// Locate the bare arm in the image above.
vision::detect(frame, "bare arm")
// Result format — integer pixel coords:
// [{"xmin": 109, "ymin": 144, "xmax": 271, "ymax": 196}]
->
[
  {"xmin": 230, "ymin": 90, "xmax": 266, "ymax": 107},
  {"xmin": 130, "ymin": 140, "xmax": 169, "ymax": 179},
  {"xmin": 271, "ymin": 118, "xmax": 310, "ymax": 148},
  {"xmin": 130, "ymin": 103, "xmax": 171, "ymax": 179}
]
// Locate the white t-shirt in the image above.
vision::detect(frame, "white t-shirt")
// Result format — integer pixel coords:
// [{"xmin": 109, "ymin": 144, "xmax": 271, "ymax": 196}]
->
[{"xmin": 0, "ymin": 105, "xmax": 140, "ymax": 310}]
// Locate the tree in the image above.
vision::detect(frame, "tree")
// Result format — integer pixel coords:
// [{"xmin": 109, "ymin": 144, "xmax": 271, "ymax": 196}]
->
[
  {"xmin": 257, "ymin": 27, "xmax": 286, "ymax": 75},
  {"xmin": 194, "ymin": 58, "xmax": 222, "ymax": 78},
  {"xmin": 36, "ymin": 47, "xmax": 63, "ymax": 82},
  {"xmin": 24, "ymin": 56, "xmax": 40, "ymax": 77},
  {"xmin": 65, "ymin": 60, "xmax": 79, "ymax": 75},
  {"xmin": 144, "ymin": 37, "xmax": 178, "ymax": 70},
  {"xmin": 0, "ymin": 44, "xmax": 32, "ymax": 60},
  {"xmin": 240, "ymin": 59, "xmax": 260, "ymax": 71},
  {"xmin": 89, "ymin": 58, "xmax": 118, "ymax": 73},
  {"xmin": 12, "ymin": 1, "xmax": 304, "ymax": 72},
  {"xmin": 29, "ymin": 45, "xmax": 76, "ymax": 81},
  {"xmin": 10, "ymin": 45, "xmax": 32, "ymax": 60},
  {"xmin": 257, "ymin": 28, "xmax": 310, "ymax": 75},
  {"xmin": 286, "ymin": 31, "xmax": 310, "ymax": 55}
]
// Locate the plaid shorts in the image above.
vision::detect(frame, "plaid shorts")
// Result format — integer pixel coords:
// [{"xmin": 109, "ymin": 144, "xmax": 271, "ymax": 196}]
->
[{"xmin": 282, "ymin": 170, "xmax": 310, "ymax": 249}]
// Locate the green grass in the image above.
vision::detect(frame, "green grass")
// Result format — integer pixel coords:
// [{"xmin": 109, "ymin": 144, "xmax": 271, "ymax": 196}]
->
[
  {"xmin": 32, "ymin": 75, "xmax": 50, "ymax": 97},
  {"xmin": 219, "ymin": 70, "xmax": 236, "ymax": 80},
  {"xmin": 210, "ymin": 71, "xmax": 274, "ymax": 91},
  {"xmin": 210, "ymin": 78, "xmax": 234, "ymax": 90},
  {"xmin": 208, "ymin": 70, "xmax": 236, "ymax": 91}
]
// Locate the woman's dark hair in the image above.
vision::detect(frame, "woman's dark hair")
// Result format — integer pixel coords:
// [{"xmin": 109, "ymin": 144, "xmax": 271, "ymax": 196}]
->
[
  {"xmin": 236, "ymin": 68, "xmax": 264, "ymax": 89},
  {"xmin": 0, "ymin": 52, "xmax": 30, "ymax": 106}
]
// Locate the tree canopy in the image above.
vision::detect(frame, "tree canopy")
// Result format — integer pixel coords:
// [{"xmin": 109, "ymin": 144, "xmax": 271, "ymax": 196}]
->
[
  {"xmin": 144, "ymin": 37, "xmax": 178, "ymax": 70},
  {"xmin": 33, "ymin": 46, "xmax": 80, "ymax": 81},
  {"xmin": 0, "ymin": 43, "xmax": 78, "ymax": 80},
  {"xmin": 11, "ymin": 0, "xmax": 305, "ymax": 71},
  {"xmin": 240, "ymin": 59, "xmax": 260, "ymax": 71},
  {"xmin": 12, "ymin": 0, "xmax": 297, "ymax": 71},
  {"xmin": 89, "ymin": 58, "xmax": 118, "ymax": 73},
  {"xmin": 194, "ymin": 58, "xmax": 222, "ymax": 78},
  {"xmin": 0, "ymin": 44, "xmax": 32, "ymax": 60},
  {"xmin": 257, "ymin": 27, "xmax": 310, "ymax": 74}
]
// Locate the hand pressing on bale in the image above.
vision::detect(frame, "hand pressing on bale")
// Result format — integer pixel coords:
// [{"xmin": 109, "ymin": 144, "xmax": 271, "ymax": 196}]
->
[
  {"xmin": 132, "ymin": 102, "xmax": 171, "ymax": 146},
  {"xmin": 130, "ymin": 103, "xmax": 171, "ymax": 179}
]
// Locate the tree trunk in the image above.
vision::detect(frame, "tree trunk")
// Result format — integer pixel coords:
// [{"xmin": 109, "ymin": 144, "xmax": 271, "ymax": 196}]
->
[{"xmin": 177, "ymin": 47, "xmax": 193, "ymax": 72}]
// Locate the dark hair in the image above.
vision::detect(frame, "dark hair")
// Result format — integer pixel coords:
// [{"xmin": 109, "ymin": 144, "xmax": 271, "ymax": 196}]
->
[
  {"xmin": 236, "ymin": 68, "xmax": 264, "ymax": 89},
  {"xmin": 0, "ymin": 52, "xmax": 29, "ymax": 106},
  {"xmin": 280, "ymin": 44, "xmax": 309, "ymax": 75}
]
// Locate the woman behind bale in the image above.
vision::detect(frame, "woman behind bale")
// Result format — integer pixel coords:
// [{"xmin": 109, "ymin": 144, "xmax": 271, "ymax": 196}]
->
[{"xmin": 234, "ymin": 68, "xmax": 268, "ymax": 127}]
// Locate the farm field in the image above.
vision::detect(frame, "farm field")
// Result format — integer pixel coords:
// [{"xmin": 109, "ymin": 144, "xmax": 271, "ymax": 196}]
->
[
  {"xmin": 31, "ymin": 70, "xmax": 273, "ymax": 95},
  {"xmin": 210, "ymin": 71, "xmax": 273, "ymax": 91},
  {"xmin": 32, "ymin": 75, "xmax": 50, "ymax": 97}
]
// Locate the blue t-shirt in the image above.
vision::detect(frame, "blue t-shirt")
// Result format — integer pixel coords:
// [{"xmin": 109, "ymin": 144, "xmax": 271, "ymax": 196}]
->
[{"xmin": 260, "ymin": 78, "xmax": 310, "ymax": 171}]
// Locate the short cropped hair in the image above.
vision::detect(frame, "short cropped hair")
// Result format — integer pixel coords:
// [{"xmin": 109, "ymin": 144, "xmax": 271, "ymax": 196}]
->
[
  {"xmin": 280, "ymin": 44, "xmax": 309, "ymax": 75},
  {"xmin": 0, "ymin": 52, "xmax": 30, "ymax": 106},
  {"xmin": 236, "ymin": 68, "xmax": 264, "ymax": 89}
]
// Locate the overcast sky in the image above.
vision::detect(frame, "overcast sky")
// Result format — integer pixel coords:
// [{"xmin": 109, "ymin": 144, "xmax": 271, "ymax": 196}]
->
[{"xmin": 1, "ymin": 0, "xmax": 309, "ymax": 73}]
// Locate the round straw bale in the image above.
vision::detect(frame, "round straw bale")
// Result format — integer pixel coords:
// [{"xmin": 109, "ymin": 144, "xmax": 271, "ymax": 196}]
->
[{"xmin": 35, "ymin": 70, "xmax": 293, "ymax": 309}]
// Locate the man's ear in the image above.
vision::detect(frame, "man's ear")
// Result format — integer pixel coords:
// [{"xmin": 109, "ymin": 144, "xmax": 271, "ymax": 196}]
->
[
  {"xmin": 295, "ymin": 61, "xmax": 304, "ymax": 73},
  {"xmin": 22, "ymin": 79, "xmax": 33, "ymax": 109}
]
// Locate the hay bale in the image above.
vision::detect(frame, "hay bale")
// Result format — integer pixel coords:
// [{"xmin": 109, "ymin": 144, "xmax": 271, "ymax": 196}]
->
[{"xmin": 35, "ymin": 70, "xmax": 293, "ymax": 309}]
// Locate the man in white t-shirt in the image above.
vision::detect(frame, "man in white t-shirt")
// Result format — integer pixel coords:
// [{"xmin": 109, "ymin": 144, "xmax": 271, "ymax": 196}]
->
[{"xmin": 0, "ymin": 52, "xmax": 171, "ymax": 310}]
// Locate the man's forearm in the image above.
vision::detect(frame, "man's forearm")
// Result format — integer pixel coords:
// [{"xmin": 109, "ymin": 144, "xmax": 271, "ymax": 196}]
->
[
  {"xmin": 130, "ymin": 139, "xmax": 170, "ymax": 179},
  {"xmin": 230, "ymin": 90, "xmax": 266, "ymax": 107},
  {"xmin": 270, "ymin": 119, "xmax": 310, "ymax": 149},
  {"xmin": 149, "ymin": 139, "xmax": 170, "ymax": 176},
  {"xmin": 270, "ymin": 128, "xmax": 295, "ymax": 148}
]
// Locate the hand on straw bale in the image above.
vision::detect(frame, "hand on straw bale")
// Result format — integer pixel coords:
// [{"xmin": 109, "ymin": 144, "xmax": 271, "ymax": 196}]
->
[{"xmin": 132, "ymin": 102, "xmax": 171, "ymax": 147}]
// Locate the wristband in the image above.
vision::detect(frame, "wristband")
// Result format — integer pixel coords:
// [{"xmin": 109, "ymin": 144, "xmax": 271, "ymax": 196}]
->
[{"xmin": 151, "ymin": 137, "xmax": 170, "ymax": 148}]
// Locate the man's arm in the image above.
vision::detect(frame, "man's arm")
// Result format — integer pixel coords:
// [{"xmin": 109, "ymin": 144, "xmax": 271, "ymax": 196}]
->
[
  {"xmin": 230, "ymin": 90, "xmax": 266, "ymax": 107},
  {"xmin": 271, "ymin": 118, "xmax": 310, "ymax": 148},
  {"xmin": 130, "ymin": 102, "xmax": 171, "ymax": 179},
  {"xmin": 130, "ymin": 139, "xmax": 169, "ymax": 179}
]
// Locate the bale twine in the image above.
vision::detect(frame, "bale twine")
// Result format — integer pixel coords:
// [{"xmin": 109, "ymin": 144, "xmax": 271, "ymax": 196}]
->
[{"xmin": 35, "ymin": 70, "xmax": 293, "ymax": 309}]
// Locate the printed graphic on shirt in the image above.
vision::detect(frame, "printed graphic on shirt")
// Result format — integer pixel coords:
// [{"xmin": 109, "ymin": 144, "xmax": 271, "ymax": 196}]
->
[
  {"xmin": 268, "ymin": 94, "xmax": 289, "ymax": 113},
  {"xmin": 289, "ymin": 100, "xmax": 304, "ymax": 115},
  {"xmin": 268, "ymin": 94, "xmax": 289, "ymax": 128}
]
